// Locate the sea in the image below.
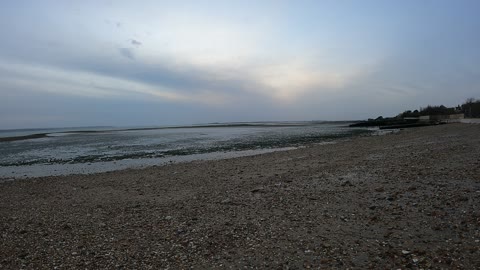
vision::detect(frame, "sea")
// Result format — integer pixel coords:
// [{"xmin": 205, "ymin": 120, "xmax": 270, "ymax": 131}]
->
[{"xmin": 0, "ymin": 122, "xmax": 375, "ymax": 178}]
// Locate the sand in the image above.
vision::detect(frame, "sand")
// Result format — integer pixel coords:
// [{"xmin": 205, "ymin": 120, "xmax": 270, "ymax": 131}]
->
[{"xmin": 1, "ymin": 123, "xmax": 479, "ymax": 269}]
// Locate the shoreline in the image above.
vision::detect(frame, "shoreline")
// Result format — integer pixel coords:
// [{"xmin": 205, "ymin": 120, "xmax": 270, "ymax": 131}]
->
[
  {"xmin": 0, "ymin": 146, "xmax": 299, "ymax": 179},
  {"xmin": 1, "ymin": 123, "xmax": 479, "ymax": 268},
  {"xmin": 0, "ymin": 127, "xmax": 374, "ymax": 179}
]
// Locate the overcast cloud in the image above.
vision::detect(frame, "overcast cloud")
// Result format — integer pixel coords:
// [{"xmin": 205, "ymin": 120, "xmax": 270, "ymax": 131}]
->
[{"xmin": 1, "ymin": 0, "xmax": 479, "ymax": 128}]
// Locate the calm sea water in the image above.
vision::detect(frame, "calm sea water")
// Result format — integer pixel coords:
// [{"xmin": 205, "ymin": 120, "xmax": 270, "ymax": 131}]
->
[{"xmin": 0, "ymin": 122, "xmax": 373, "ymax": 178}]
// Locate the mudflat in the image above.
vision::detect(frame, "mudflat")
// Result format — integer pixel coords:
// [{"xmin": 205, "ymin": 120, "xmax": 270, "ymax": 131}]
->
[{"xmin": 1, "ymin": 123, "xmax": 479, "ymax": 269}]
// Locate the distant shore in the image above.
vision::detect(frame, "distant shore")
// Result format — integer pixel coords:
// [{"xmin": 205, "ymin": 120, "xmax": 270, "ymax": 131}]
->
[
  {"xmin": 0, "ymin": 121, "xmax": 342, "ymax": 142},
  {"xmin": 0, "ymin": 123, "xmax": 479, "ymax": 268}
]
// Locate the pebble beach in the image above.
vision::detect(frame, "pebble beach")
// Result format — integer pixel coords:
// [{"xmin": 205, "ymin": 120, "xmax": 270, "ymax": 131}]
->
[{"xmin": 1, "ymin": 123, "xmax": 479, "ymax": 269}]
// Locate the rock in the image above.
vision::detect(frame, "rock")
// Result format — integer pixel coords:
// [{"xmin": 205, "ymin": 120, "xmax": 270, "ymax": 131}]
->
[
  {"xmin": 17, "ymin": 252, "xmax": 28, "ymax": 259},
  {"xmin": 251, "ymin": 187, "xmax": 265, "ymax": 193},
  {"xmin": 341, "ymin": 180, "xmax": 353, "ymax": 187},
  {"xmin": 221, "ymin": 198, "xmax": 232, "ymax": 204},
  {"xmin": 165, "ymin": 216, "xmax": 173, "ymax": 220}
]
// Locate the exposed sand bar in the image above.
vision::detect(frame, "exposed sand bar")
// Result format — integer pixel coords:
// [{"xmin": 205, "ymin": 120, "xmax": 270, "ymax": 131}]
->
[
  {"xmin": 0, "ymin": 123, "xmax": 479, "ymax": 268},
  {"xmin": 0, "ymin": 133, "xmax": 49, "ymax": 142}
]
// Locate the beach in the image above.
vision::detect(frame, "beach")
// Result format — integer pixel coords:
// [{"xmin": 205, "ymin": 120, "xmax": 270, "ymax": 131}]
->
[{"xmin": 0, "ymin": 123, "xmax": 479, "ymax": 268}]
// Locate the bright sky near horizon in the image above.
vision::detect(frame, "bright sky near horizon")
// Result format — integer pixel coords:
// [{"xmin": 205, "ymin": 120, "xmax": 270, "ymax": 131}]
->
[{"xmin": 1, "ymin": 0, "xmax": 479, "ymax": 129}]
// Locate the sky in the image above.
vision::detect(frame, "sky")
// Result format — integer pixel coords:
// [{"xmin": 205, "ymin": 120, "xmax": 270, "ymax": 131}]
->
[{"xmin": 1, "ymin": 0, "xmax": 479, "ymax": 129}]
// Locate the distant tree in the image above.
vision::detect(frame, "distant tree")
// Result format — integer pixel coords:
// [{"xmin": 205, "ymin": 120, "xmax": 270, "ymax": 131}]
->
[
  {"xmin": 393, "ymin": 97, "xmax": 479, "ymax": 120},
  {"xmin": 461, "ymin": 97, "xmax": 480, "ymax": 118},
  {"xmin": 399, "ymin": 109, "xmax": 421, "ymax": 118},
  {"xmin": 419, "ymin": 105, "xmax": 455, "ymax": 116},
  {"xmin": 465, "ymin": 97, "xmax": 476, "ymax": 104},
  {"xmin": 402, "ymin": 110, "xmax": 412, "ymax": 117}
]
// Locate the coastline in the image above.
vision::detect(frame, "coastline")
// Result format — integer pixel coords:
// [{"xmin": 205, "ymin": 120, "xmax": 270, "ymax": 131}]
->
[
  {"xmin": 0, "ymin": 123, "xmax": 479, "ymax": 268},
  {"xmin": 0, "ymin": 123, "xmax": 372, "ymax": 178},
  {"xmin": 0, "ymin": 147, "xmax": 298, "ymax": 179}
]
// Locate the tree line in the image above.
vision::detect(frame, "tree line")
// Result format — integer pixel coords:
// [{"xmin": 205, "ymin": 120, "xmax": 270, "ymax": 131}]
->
[{"xmin": 400, "ymin": 98, "xmax": 480, "ymax": 118}]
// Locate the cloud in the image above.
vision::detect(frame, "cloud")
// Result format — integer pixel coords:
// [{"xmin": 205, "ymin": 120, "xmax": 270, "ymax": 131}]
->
[
  {"xmin": 0, "ymin": 48, "xmax": 371, "ymax": 111},
  {"xmin": 247, "ymin": 61, "xmax": 361, "ymax": 102},
  {"xmin": 131, "ymin": 39, "xmax": 142, "ymax": 47},
  {"xmin": 118, "ymin": 48, "xmax": 135, "ymax": 60},
  {"xmin": 0, "ymin": 60, "xmax": 231, "ymax": 105},
  {"xmin": 2, "ymin": 1, "xmax": 476, "ymax": 121}
]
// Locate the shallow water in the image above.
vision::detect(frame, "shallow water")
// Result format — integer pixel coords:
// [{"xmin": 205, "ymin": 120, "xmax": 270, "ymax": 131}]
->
[{"xmin": 0, "ymin": 122, "xmax": 372, "ymax": 178}]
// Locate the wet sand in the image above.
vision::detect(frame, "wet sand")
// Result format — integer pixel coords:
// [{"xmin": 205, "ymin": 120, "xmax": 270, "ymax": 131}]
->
[{"xmin": 1, "ymin": 123, "xmax": 479, "ymax": 268}]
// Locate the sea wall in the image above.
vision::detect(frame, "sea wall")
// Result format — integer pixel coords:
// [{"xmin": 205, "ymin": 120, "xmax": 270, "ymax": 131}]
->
[
  {"xmin": 460, "ymin": 118, "xmax": 480, "ymax": 124},
  {"xmin": 418, "ymin": 114, "xmax": 466, "ymax": 123}
]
